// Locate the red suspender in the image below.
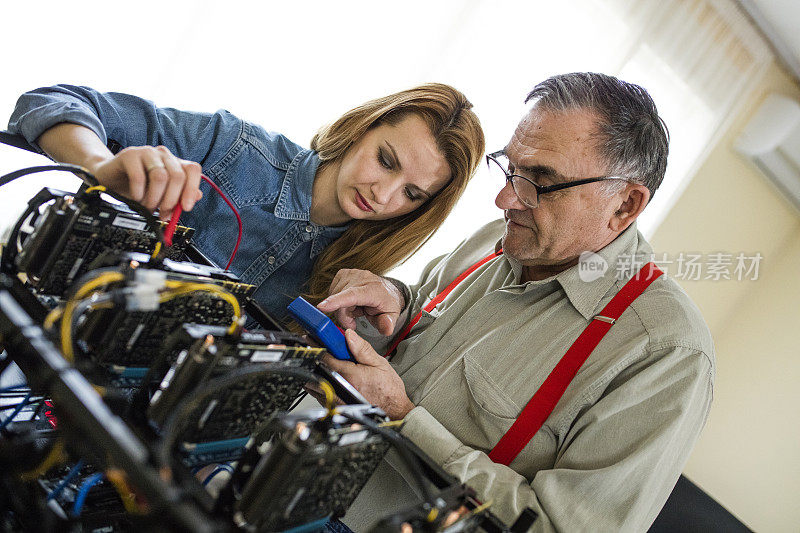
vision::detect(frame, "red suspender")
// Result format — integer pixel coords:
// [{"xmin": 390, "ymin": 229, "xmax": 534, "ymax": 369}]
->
[
  {"xmin": 383, "ymin": 249, "xmax": 503, "ymax": 358},
  {"xmin": 384, "ymin": 249, "xmax": 663, "ymax": 467},
  {"xmin": 488, "ymin": 261, "xmax": 664, "ymax": 465}
]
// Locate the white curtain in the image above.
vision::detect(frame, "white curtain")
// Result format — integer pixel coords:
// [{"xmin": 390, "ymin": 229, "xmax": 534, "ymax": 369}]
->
[{"xmin": 600, "ymin": 0, "xmax": 774, "ymax": 235}]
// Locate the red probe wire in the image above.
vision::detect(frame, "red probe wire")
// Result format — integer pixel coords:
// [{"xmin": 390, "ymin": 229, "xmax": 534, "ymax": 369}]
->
[{"xmin": 163, "ymin": 175, "xmax": 242, "ymax": 271}]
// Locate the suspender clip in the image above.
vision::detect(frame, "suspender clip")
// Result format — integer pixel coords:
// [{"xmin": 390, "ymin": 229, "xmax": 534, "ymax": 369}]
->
[{"xmin": 592, "ymin": 315, "xmax": 616, "ymax": 325}]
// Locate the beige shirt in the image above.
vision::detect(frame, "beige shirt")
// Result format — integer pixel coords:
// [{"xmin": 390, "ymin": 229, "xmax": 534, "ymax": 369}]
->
[{"xmin": 344, "ymin": 220, "xmax": 714, "ymax": 532}]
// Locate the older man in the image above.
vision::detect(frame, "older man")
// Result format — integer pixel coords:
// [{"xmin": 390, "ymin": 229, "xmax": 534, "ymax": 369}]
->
[{"xmin": 318, "ymin": 72, "xmax": 714, "ymax": 532}]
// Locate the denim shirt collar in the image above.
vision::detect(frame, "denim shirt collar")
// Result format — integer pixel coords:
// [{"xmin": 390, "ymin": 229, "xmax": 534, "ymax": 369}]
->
[
  {"xmin": 274, "ymin": 149, "xmax": 318, "ymax": 221},
  {"xmin": 274, "ymin": 149, "xmax": 349, "ymax": 258}
]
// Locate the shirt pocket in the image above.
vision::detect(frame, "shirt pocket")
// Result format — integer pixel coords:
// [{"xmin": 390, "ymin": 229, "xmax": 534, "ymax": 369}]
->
[
  {"xmin": 461, "ymin": 354, "xmax": 521, "ymax": 449},
  {"xmin": 415, "ymin": 307, "xmax": 437, "ymax": 326},
  {"xmin": 204, "ymin": 134, "xmax": 285, "ymax": 209}
]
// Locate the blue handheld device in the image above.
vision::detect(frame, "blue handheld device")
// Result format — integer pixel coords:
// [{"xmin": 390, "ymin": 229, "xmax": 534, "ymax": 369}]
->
[{"xmin": 287, "ymin": 297, "xmax": 354, "ymax": 362}]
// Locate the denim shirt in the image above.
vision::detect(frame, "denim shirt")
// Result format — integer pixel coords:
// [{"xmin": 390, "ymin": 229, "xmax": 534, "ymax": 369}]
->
[{"xmin": 9, "ymin": 85, "xmax": 349, "ymax": 324}]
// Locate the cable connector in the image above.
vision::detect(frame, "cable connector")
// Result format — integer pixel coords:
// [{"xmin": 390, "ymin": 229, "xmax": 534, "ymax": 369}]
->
[{"xmin": 125, "ymin": 269, "xmax": 167, "ymax": 311}]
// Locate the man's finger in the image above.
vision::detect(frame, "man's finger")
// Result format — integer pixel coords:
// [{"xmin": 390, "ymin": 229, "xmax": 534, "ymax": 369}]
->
[
  {"xmin": 318, "ymin": 285, "xmax": 383, "ymax": 313},
  {"xmin": 332, "ymin": 307, "xmax": 359, "ymax": 330},
  {"xmin": 345, "ymin": 329, "xmax": 383, "ymax": 366},
  {"xmin": 321, "ymin": 352, "xmax": 353, "ymax": 375},
  {"xmin": 376, "ymin": 313, "xmax": 395, "ymax": 336}
]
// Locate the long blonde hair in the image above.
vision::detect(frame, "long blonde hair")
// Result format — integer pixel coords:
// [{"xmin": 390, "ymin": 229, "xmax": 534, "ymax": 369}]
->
[{"xmin": 304, "ymin": 83, "xmax": 485, "ymax": 304}]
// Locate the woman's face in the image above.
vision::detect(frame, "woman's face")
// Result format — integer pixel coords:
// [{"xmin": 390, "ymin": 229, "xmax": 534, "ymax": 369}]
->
[{"xmin": 335, "ymin": 114, "xmax": 451, "ymax": 221}]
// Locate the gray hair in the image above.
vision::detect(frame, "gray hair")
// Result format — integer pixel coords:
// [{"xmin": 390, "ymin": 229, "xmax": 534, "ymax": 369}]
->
[{"xmin": 525, "ymin": 72, "xmax": 669, "ymax": 202}]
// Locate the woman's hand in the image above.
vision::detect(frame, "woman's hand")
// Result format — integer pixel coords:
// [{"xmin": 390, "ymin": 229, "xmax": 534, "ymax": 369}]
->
[
  {"xmin": 317, "ymin": 269, "xmax": 405, "ymax": 335},
  {"xmin": 86, "ymin": 145, "xmax": 203, "ymax": 220},
  {"xmin": 37, "ymin": 123, "xmax": 203, "ymax": 220}
]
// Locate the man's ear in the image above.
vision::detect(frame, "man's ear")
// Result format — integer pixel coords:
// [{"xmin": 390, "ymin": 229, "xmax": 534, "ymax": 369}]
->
[{"xmin": 610, "ymin": 183, "xmax": 650, "ymax": 232}]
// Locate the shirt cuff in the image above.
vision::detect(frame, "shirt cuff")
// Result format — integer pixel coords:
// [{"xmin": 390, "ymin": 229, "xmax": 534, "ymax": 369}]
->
[{"xmin": 400, "ymin": 406, "xmax": 462, "ymax": 466}]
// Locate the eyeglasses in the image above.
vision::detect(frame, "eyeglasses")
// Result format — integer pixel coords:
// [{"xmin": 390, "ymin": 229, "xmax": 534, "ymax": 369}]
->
[{"xmin": 486, "ymin": 150, "xmax": 630, "ymax": 208}]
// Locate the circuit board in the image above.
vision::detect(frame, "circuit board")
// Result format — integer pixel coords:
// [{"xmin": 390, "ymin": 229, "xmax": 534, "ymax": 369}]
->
[
  {"xmin": 230, "ymin": 406, "xmax": 392, "ymax": 531},
  {"xmin": 145, "ymin": 325, "xmax": 325, "ymax": 463},
  {"xmin": 15, "ymin": 190, "xmax": 193, "ymax": 296},
  {"xmin": 75, "ymin": 258, "xmax": 255, "ymax": 369}
]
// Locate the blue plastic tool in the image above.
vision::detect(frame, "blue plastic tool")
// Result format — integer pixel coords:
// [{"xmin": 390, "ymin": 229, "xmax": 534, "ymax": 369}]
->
[{"xmin": 287, "ymin": 297, "xmax": 354, "ymax": 362}]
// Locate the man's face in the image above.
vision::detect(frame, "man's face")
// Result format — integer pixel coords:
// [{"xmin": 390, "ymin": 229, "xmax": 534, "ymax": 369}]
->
[{"xmin": 495, "ymin": 106, "xmax": 621, "ymax": 274}]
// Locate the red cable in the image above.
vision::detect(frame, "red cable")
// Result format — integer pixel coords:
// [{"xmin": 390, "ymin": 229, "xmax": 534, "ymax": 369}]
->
[
  {"xmin": 383, "ymin": 249, "xmax": 502, "ymax": 358},
  {"xmin": 201, "ymin": 175, "xmax": 242, "ymax": 270},
  {"xmin": 162, "ymin": 175, "xmax": 242, "ymax": 271},
  {"xmin": 164, "ymin": 205, "xmax": 182, "ymax": 247}
]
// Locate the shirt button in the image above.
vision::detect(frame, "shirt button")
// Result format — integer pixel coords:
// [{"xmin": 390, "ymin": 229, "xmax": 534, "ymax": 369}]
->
[
  {"xmin": 268, "ymin": 256, "xmax": 275, "ymax": 265},
  {"xmin": 305, "ymin": 225, "xmax": 313, "ymax": 233}
]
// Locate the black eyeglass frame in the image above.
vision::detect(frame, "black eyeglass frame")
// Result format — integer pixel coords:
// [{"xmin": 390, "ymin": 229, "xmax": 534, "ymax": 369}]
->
[{"xmin": 486, "ymin": 150, "xmax": 631, "ymax": 208}]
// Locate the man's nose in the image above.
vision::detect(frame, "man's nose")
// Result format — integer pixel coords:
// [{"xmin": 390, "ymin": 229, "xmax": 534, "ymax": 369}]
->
[{"xmin": 495, "ymin": 180, "xmax": 527, "ymax": 210}]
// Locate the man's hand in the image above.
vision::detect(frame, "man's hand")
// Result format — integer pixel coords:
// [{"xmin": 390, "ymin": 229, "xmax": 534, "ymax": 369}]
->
[
  {"xmin": 317, "ymin": 269, "xmax": 405, "ymax": 335},
  {"xmin": 321, "ymin": 329, "xmax": 414, "ymax": 420}
]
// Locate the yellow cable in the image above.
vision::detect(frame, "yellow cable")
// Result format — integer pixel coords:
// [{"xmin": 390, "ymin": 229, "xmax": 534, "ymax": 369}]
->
[
  {"xmin": 58, "ymin": 274, "xmax": 241, "ymax": 361},
  {"xmin": 43, "ymin": 307, "xmax": 63, "ymax": 330},
  {"xmin": 19, "ymin": 440, "xmax": 64, "ymax": 481},
  {"xmin": 161, "ymin": 280, "xmax": 241, "ymax": 333},
  {"xmin": 106, "ymin": 468, "xmax": 144, "ymax": 514},
  {"xmin": 318, "ymin": 380, "xmax": 337, "ymax": 418},
  {"xmin": 470, "ymin": 500, "xmax": 493, "ymax": 514},
  {"xmin": 60, "ymin": 271, "xmax": 125, "ymax": 362},
  {"xmin": 151, "ymin": 241, "xmax": 162, "ymax": 259}
]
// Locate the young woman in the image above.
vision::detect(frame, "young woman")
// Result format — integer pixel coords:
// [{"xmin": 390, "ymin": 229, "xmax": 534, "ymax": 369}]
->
[{"xmin": 9, "ymin": 84, "xmax": 484, "ymax": 323}]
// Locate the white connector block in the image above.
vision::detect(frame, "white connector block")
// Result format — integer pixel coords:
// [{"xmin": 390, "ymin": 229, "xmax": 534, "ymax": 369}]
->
[{"xmin": 126, "ymin": 269, "xmax": 168, "ymax": 311}]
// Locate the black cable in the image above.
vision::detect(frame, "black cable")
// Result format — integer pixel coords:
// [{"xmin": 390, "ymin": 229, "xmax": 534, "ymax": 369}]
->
[
  {"xmin": 156, "ymin": 365, "xmax": 324, "ymax": 473},
  {"xmin": 67, "ymin": 294, "xmax": 115, "ymax": 366},
  {"xmin": 337, "ymin": 411, "xmax": 438, "ymax": 511},
  {"xmin": 0, "ymin": 164, "xmax": 98, "ymax": 188}
]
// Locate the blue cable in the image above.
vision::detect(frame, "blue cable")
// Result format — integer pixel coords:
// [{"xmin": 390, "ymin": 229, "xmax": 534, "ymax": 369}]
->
[
  {"xmin": 202, "ymin": 463, "xmax": 233, "ymax": 486},
  {"xmin": 0, "ymin": 393, "xmax": 31, "ymax": 430},
  {"xmin": 71, "ymin": 472, "xmax": 104, "ymax": 517},
  {"xmin": 46, "ymin": 460, "xmax": 85, "ymax": 501}
]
